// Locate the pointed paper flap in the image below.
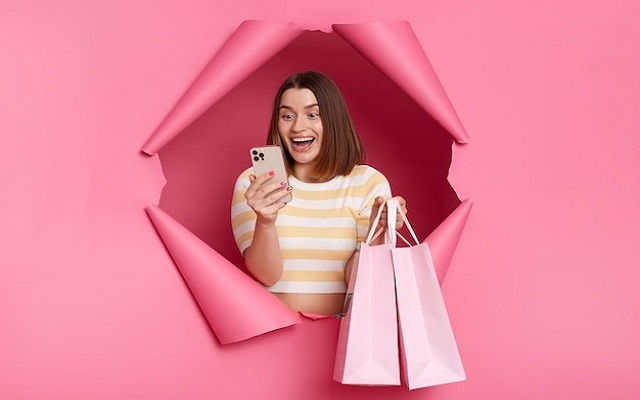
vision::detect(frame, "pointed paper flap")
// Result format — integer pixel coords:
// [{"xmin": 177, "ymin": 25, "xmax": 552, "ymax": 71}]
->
[
  {"xmin": 423, "ymin": 199, "xmax": 473, "ymax": 284},
  {"xmin": 146, "ymin": 205, "xmax": 301, "ymax": 344},
  {"xmin": 142, "ymin": 20, "xmax": 303, "ymax": 155},
  {"xmin": 333, "ymin": 20, "xmax": 469, "ymax": 144}
]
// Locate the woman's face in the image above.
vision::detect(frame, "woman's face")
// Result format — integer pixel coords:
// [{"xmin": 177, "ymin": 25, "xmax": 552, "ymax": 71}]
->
[{"xmin": 278, "ymin": 88, "xmax": 324, "ymax": 175}]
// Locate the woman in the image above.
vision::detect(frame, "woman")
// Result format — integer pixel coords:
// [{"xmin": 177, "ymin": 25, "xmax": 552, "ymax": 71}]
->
[{"xmin": 231, "ymin": 71, "xmax": 407, "ymax": 315}]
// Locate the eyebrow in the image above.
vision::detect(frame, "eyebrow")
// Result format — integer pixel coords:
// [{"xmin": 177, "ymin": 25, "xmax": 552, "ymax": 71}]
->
[{"xmin": 279, "ymin": 103, "xmax": 320, "ymax": 110}]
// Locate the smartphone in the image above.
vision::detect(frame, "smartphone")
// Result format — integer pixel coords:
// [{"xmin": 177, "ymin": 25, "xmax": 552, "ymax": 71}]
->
[{"xmin": 250, "ymin": 145, "xmax": 292, "ymax": 203}]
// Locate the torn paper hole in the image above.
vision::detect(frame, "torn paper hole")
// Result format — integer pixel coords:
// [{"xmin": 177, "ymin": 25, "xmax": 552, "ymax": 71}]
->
[{"xmin": 144, "ymin": 20, "xmax": 471, "ymax": 343}]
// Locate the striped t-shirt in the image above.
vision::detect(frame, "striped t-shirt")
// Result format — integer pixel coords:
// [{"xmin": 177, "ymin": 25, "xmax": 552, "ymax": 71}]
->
[{"xmin": 231, "ymin": 165, "xmax": 392, "ymax": 294}]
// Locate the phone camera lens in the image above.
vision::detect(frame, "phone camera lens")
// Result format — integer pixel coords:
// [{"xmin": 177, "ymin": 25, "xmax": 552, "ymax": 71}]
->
[
  {"xmin": 252, "ymin": 150, "xmax": 258, "ymax": 155},
  {"xmin": 259, "ymin": 153, "xmax": 265, "ymax": 159},
  {"xmin": 253, "ymin": 156, "xmax": 260, "ymax": 161}
]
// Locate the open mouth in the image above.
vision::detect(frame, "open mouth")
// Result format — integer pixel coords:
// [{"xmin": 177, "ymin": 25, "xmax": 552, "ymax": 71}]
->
[{"xmin": 291, "ymin": 137, "xmax": 315, "ymax": 150}]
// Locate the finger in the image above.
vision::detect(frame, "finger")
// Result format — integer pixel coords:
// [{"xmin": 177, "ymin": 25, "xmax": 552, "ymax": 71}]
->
[
  {"xmin": 395, "ymin": 207, "xmax": 405, "ymax": 229},
  {"xmin": 371, "ymin": 196, "xmax": 383, "ymax": 211},
  {"xmin": 257, "ymin": 180, "xmax": 291, "ymax": 199},
  {"xmin": 395, "ymin": 196, "xmax": 407, "ymax": 215},
  {"xmin": 246, "ymin": 172, "xmax": 286, "ymax": 201},
  {"xmin": 372, "ymin": 196, "xmax": 387, "ymax": 215},
  {"xmin": 244, "ymin": 174, "xmax": 263, "ymax": 199},
  {"xmin": 245, "ymin": 171, "xmax": 275, "ymax": 198},
  {"xmin": 260, "ymin": 184, "xmax": 292, "ymax": 205},
  {"xmin": 378, "ymin": 209, "xmax": 389, "ymax": 227},
  {"xmin": 251, "ymin": 169, "xmax": 277, "ymax": 185}
]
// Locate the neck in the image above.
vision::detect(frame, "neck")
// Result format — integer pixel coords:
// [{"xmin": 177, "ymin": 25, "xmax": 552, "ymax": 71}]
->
[
  {"xmin": 293, "ymin": 163, "xmax": 313, "ymax": 182},
  {"xmin": 294, "ymin": 162, "xmax": 329, "ymax": 183}
]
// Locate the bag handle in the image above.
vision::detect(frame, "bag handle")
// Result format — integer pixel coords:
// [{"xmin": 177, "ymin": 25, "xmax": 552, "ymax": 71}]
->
[
  {"xmin": 386, "ymin": 197, "xmax": 420, "ymax": 247},
  {"xmin": 364, "ymin": 196, "xmax": 390, "ymax": 245},
  {"xmin": 364, "ymin": 197, "xmax": 419, "ymax": 247}
]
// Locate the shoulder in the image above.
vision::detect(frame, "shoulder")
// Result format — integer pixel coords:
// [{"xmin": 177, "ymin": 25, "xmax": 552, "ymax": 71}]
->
[
  {"xmin": 348, "ymin": 164, "xmax": 389, "ymax": 184},
  {"xmin": 349, "ymin": 165, "xmax": 392, "ymax": 199},
  {"xmin": 238, "ymin": 166, "xmax": 253, "ymax": 178},
  {"xmin": 234, "ymin": 167, "xmax": 253, "ymax": 189},
  {"xmin": 354, "ymin": 164, "xmax": 386, "ymax": 176}
]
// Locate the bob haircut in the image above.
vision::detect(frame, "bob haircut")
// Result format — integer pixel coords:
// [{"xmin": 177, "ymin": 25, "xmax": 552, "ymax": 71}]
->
[{"xmin": 267, "ymin": 71, "xmax": 365, "ymax": 182}]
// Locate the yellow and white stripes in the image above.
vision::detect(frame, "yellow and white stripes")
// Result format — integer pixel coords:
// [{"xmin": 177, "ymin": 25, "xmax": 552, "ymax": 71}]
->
[{"xmin": 231, "ymin": 165, "xmax": 391, "ymax": 294}]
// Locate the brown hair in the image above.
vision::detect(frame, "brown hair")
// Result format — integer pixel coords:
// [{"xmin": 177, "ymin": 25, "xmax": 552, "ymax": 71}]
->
[{"xmin": 267, "ymin": 71, "xmax": 365, "ymax": 182}]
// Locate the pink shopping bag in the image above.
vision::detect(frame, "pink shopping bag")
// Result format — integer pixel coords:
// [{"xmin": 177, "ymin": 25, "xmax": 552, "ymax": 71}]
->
[
  {"xmin": 386, "ymin": 198, "xmax": 466, "ymax": 389},
  {"xmin": 333, "ymin": 203, "xmax": 400, "ymax": 386}
]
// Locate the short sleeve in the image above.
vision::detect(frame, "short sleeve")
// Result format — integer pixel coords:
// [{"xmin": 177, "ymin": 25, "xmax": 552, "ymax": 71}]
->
[
  {"xmin": 355, "ymin": 166, "xmax": 392, "ymax": 245},
  {"xmin": 230, "ymin": 167, "xmax": 256, "ymax": 254}
]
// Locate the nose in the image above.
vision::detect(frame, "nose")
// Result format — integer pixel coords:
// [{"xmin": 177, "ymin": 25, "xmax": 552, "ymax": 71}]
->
[{"xmin": 292, "ymin": 115, "xmax": 308, "ymax": 132}]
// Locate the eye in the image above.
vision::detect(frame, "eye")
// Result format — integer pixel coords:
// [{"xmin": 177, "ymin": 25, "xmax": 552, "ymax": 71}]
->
[
  {"xmin": 280, "ymin": 113, "xmax": 295, "ymax": 121},
  {"xmin": 308, "ymin": 112, "xmax": 320, "ymax": 119}
]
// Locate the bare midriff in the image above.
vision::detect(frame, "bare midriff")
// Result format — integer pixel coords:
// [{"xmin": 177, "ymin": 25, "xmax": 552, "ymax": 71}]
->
[{"xmin": 274, "ymin": 292, "xmax": 346, "ymax": 316}]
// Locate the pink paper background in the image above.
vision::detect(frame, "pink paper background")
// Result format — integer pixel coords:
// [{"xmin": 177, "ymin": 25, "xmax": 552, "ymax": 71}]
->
[{"xmin": 2, "ymin": 1, "xmax": 639, "ymax": 400}]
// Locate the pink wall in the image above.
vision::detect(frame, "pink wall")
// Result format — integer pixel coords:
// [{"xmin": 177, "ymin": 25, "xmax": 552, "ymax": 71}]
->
[
  {"xmin": 1, "ymin": 1, "xmax": 639, "ymax": 399},
  {"xmin": 157, "ymin": 29, "xmax": 461, "ymax": 269}
]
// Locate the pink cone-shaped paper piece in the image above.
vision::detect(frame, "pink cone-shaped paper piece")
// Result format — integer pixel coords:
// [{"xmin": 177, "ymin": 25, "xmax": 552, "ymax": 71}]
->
[
  {"xmin": 333, "ymin": 20, "xmax": 469, "ymax": 144},
  {"xmin": 423, "ymin": 199, "xmax": 473, "ymax": 284},
  {"xmin": 146, "ymin": 205, "xmax": 301, "ymax": 344},
  {"xmin": 142, "ymin": 20, "xmax": 303, "ymax": 155}
]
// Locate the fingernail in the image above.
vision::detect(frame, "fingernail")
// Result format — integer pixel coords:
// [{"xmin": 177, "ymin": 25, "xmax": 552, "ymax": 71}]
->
[
  {"xmin": 287, "ymin": 186, "xmax": 293, "ymax": 191},
  {"xmin": 280, "ymin": 181, "xmax": 288, "ymax": 186},
  {"xmin": 269, "ymin": 170, "xmax": 275, "ymax": 176}
]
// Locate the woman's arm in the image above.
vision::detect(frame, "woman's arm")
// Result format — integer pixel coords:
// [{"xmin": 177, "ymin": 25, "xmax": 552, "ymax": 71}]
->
[
  {"xmin": 243, "ymin": 218, "xmax": 283, "ymax": 286},
  {"xmin": 242, "ymin": 171, "xmax": 292, "ymax": 286}
]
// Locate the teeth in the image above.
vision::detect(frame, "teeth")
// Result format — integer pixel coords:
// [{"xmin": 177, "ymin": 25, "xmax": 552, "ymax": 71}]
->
[{"xmin": 292, "ymin": 137, "xmax": 314, "ymax": 143}]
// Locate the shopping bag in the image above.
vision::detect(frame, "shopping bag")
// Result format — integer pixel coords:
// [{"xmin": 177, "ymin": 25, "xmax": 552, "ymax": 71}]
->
[
  {"xmin": 386, "ymin": 198, "xmax": 466, "ymax": 389},
  {"xmin": 333, "ymin": 203, "xmax": 400, "ymax": 386}
]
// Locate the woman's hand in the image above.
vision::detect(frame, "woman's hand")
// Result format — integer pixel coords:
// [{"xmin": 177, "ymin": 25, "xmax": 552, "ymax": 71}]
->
[
  {"xmin": 244, "ymin": 170, "xmax": 292, "ymax": 223},
  {"xmin": 368, "ymin": 196, "xmax": 408, "ymax": 244}
]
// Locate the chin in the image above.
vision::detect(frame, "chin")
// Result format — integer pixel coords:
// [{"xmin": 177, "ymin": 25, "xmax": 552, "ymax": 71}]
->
[{"xmin": 293, "ymin": 154, "xmax": 319, "ymax": 165}]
